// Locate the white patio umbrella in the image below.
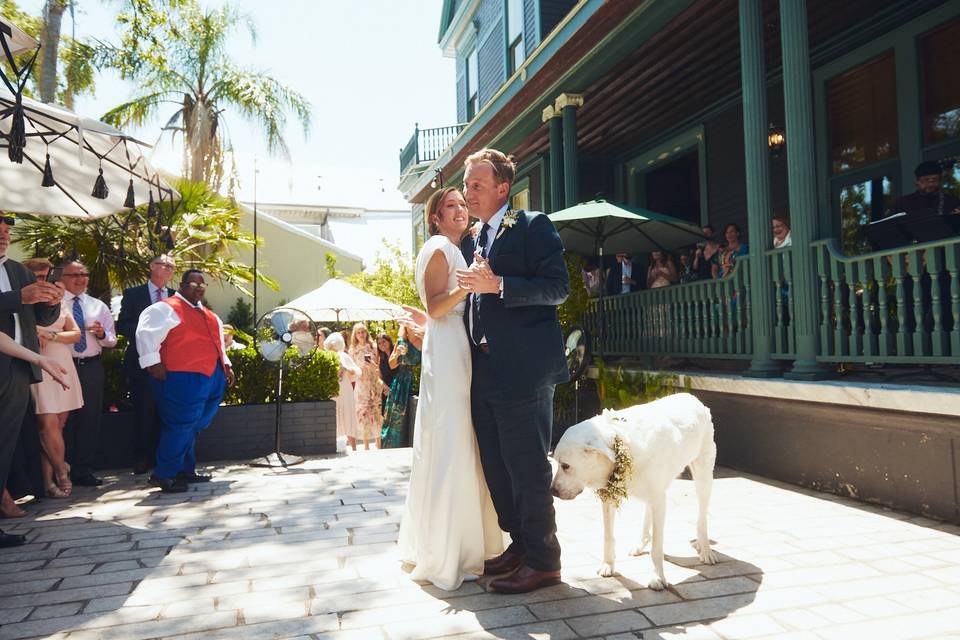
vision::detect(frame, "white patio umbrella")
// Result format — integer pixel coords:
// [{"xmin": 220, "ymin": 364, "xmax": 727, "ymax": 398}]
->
[
  {"xmin": 285, "ymin": 278, "xmax": 404, "ymax": 324},
  {"xmin": 0, "ymin": 85, "xmax": 178, "ymax": 218},
  {"xmin": 0, "ymin": 13, "xmax": 37, "ymax": 55}
]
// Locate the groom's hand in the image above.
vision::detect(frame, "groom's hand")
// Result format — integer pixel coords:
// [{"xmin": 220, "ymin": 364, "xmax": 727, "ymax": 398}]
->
[{"xmin": 457, "ymin": 256, "xmax": 502, "ymax": 294}]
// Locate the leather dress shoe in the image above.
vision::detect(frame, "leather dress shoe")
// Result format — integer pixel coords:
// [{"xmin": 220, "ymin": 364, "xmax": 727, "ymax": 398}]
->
[
  {"xmin": 148, "ymin": 475, "xmax": 188, "ymax": 493},
  {"xmin": 71, "ymin": 473, "xmax": 103, "ymax": 487},
  {"xmin": 176, "ymin": 472, "xmax": 212, "ymax": 484},
  {"xmin": 483, "ymin": 550, "xmax": 525, "ymax": 576},
  {"xmin": 0, "ymin": 531, "xmax": 27, "ymax": 548},
  {"xmin": 488, "ymin": 565, "xmax": 562, "ymax": 594}
]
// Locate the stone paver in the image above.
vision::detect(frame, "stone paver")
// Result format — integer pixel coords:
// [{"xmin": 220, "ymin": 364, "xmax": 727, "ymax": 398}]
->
[{"xmin": 1, "ymin": 448, "xmax": 959, "ymax": 639}]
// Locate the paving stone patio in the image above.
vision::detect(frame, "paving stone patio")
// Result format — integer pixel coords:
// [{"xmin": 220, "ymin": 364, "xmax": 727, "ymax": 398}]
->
[{"xmin": 2, "ymin": 447, "xmax": 959, "ymax": 640}]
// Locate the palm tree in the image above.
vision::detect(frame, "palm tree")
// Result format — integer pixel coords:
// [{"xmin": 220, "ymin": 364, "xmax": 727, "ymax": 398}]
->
[{"xmin": 99, "ymin": 2, "xmax": 311, "ymax": 189}]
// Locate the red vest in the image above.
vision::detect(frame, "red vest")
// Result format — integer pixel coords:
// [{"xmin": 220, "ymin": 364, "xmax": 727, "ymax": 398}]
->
[{"xmin": 159, "ymin": 296, "xmax": 224, "ymax": 376}]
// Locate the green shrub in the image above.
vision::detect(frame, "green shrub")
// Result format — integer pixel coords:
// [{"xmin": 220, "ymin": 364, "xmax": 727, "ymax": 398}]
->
[
  {"xmin": 223, "ymin": 346, "xmax": 339, "ymax": 405},
  {"xmin": 102, "ymin": 337, "xmax": 130, "ymax": 411},
  {"xmin": 594, "ymin": 359, "xmax": 692, "ymax": 410}
]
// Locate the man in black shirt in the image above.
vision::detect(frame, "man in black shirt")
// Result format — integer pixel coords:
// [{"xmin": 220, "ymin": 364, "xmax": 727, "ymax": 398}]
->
[{"xmin": 891, "ymin": 161, "xmax": 960, "ymax": 217}]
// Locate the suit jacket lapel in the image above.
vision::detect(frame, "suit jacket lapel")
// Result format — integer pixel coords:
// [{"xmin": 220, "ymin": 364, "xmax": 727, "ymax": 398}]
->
[{"xmin": 487, "ymin": 210, "xmax": 520, "ymax": 267}]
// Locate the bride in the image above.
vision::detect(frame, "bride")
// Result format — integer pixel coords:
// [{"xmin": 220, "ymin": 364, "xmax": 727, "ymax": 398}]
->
[{"xmin": 397, "ymin": 186, "xmax": 504, "ymax": 591}]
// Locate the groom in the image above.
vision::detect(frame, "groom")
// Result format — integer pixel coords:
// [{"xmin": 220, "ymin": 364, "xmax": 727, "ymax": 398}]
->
[{"xmin": 456, "ymin": 148, "xmax": 570, "ymax": 593}]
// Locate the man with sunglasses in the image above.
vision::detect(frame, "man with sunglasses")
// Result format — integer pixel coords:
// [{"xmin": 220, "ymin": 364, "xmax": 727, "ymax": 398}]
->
[
  {"xmin": 61, "ymin": 260, "xmax": 117, "ymax": 488},
  {"xmin": 117, "ymin": 254, "xmax": 177, "ymax": 475},
  {"xmin": 0, "ymin": 212, "xmax": 63, "ymax": 547},
  {"xmin": 136, "ymin": 270, "xmax": 235, "ymax": 493}
]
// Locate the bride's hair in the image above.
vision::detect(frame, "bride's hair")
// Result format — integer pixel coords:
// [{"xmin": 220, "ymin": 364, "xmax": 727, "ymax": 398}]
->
[{"xmin": 425, "ymin": 186, "xmax": 462, "ymax": 236}]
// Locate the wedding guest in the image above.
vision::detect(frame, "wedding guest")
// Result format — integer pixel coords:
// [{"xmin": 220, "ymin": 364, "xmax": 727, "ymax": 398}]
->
[
  {"xmin": 693, "ymin": 225, "xmax": 721, "ymax": 280},
  {"xmin": 713, "ymin": 223, "xmax": 748, "ymax": 279},
  {"xmin": 647, "ymin": 250, "xmax": 678, "ymax": 289},
  {"xmin": 61, "ymin": 260, "xmax": 117, "ymax": 487},
  {"xmin": 678, "ymin": 250, "xmax": 698, "ymax": 284},
  {"xmin": 606, "ymin": 253, "xmax": 639, "ymax": 295},
  {"xmin": 117, "ymin": 254, "xmax": 175, "ymax": 475},
  {"xmin": 324, "ymin": 332, "xmax": 361, "ymax": 451},
  {"xmin": 380, "ymin": 325, "xmax": 422, "ymax": 449},
  {"xmin": 772, "ymin": 214, "xmax": 792, "ymax": 248},
  {"xmin": 377, "ymin": 332, "xmax": 396, "ymax": 412},
  {"xmin": 24, "ymin": 259, "xmax": 83, "ymax": 498},
  {"xmin": 0, "ymin": 213, "xmax": 63, "ymax": 547},
  {"xmin": 136, "ymin": 270, "xmax": 235, "ymax": 493},
  {"xmin": 581, "ymin": 258, "xmax": 602, "ymax": 297},
  {"xmin": 316, "ymin": 327, "xmax": 330, "ymax": 350},
  {"xmin": 349, "ymin": 322, "xmax": 383, "ymax": 450}
]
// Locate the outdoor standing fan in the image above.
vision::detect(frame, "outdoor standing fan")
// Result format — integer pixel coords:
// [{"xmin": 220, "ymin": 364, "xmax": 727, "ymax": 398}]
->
[
  {"xmin": 564, "ymin": 326, "xmax": 591, "ymax": 424},
  {"xmin": 250, "ymin": 307, "xmax": 319, "ymax": 468}
]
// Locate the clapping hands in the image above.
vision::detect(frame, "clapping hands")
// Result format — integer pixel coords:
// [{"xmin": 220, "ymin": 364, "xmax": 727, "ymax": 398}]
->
[{"xmin": 456, "ymin": 253, "xmax": 501, "ymax": 295}]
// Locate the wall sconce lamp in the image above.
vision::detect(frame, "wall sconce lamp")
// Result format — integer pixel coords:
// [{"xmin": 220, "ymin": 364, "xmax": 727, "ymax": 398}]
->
[
  {"xmin": 430, "ymin": 168, "xmax": 444, "ymax": 189},
  {"xmin": 768, "ymin": 123, "xmax": 786, "ymax": 158}
]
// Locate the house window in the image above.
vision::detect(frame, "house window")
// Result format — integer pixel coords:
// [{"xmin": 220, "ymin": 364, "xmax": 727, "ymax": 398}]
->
[
  {"xmin": 920, "ymin": 18, "xmax": 960, "ymax": 145},
  {"xmin": 827, "ymin": 52, "xmax": 898, "ymax": 175},
  {"xmin": 643, "ymin": 151, "xmax": 701, "ymax": 226},
  {"xmin": 466, "ymin": 46, "xmax": 479, "ymax": 119},
  {"xmin": 838, "ymin": 176, "xmax": 894, "ymax": 255},
  {"xmin": 507, "ymin": 0, "xmax": 525, "ymax": 74},
  {"xmin": 511, "ymin": 187, "xmax": 530, "ymax": 212}
]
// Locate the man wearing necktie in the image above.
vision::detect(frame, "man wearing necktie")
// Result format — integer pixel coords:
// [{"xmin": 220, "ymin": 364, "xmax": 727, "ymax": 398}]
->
[
  {"xmin": 117, "ymin": 255, "xmax": 176, "ymax": 475},
  {"xmin": 0, "ymin": 213, "xmax": 62, "ymax": 547},
  {"xmin": 136, "ymin": 270, "xmax": 235, "ymax": 493},
  {"xmin": 61, "ymin": 261, "xmax": 117, "ymax": 488},
  {"xmin": 455, "ymin": 149, "xmax": 570, "ymax": 594}
]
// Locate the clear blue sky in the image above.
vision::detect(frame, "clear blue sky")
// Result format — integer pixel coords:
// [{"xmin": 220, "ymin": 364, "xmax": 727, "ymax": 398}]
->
[{"xmin": 19, "ymin": 0, "xmax": 455, "ymax": 208}]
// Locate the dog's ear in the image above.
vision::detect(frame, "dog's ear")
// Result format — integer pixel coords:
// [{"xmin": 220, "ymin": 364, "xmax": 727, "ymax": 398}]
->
[{"xmin": 581, "ymin": 424, "xmax": 616, "ymax": 464}]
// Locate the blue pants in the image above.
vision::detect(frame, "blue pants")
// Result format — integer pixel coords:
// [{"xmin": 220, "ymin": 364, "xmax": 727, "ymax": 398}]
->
[{"xmin": 151, "ymin": 367, "xmax": 226, "ymax": 480}]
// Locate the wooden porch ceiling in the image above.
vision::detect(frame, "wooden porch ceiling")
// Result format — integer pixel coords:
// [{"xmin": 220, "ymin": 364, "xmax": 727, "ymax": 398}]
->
[{"xmin": 509, "ymin": 0, "xmax": 933, "ymax": 162}]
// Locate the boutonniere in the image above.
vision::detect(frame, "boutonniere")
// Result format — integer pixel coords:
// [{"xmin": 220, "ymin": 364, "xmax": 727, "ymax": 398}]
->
[
  {"xmin": 470, "ymin": 221, "xmax": 484, "ymax": 239},
  {"xmin": 496, "ymin": 211, "xmax": 520, "ymax": 240}
]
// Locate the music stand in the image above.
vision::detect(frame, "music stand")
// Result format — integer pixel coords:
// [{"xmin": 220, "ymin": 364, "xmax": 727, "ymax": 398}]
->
[{"xmin": 866, "ymin": 213, "xmax": 911, "ymax": 250}]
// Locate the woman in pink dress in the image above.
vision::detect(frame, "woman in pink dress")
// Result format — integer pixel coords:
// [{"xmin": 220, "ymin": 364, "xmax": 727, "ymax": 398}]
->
[
  {"xmin": 323, "ymin": 332, "xmax": 362, "ymax": 451},
  {"xmin": 349, "ymin": 323, "xmax": 383, "ymax": 450},
  {"xmin": 24, "ymin": 259, "xmax": 83, "ymax": 498}
]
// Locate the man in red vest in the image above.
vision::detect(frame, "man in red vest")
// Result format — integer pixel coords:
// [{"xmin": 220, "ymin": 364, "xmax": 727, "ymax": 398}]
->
[{"xmin": 136, "ymin": 270, "xmax": 235, "ymax": 493}]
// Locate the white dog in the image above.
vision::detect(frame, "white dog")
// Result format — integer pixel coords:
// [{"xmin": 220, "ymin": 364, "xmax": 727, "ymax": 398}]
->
[{"xmin": 550, "ymin": 393, "xmax": 719, "ymax": 590}]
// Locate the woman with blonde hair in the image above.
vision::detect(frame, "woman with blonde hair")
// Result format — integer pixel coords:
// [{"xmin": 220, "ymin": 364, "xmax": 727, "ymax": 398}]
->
[
  {"xmin": 23, "ymin": 258, "xmax": 83, "ymax": 498},
  {"xmin": 349, "ymin": 322, "xmax": 383, "ymax": 450},
  {"xmin": 324, "ymin": 332, "xmax": 362, "ymax": 451}
]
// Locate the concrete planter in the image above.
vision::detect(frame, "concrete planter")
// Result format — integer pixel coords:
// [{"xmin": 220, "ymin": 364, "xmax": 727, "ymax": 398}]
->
[{"xmin": 96, "ymin": 400, "xmax": 337, "ymax": 469}]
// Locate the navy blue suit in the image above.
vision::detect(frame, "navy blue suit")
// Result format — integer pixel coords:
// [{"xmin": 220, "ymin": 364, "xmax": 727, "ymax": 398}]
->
[
  {"xmin": 461, "ymin": 210, "xmax": 569, "ymax": 571},
  {"xmin": 117, "ymin": 283, "xmax": 174, "ymax": 468}
]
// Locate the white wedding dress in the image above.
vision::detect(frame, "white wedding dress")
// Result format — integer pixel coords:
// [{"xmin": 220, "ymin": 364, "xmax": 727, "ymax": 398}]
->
[{"xmin": 397, "ymin": 234, "xmax": 505, "ymax": 591}]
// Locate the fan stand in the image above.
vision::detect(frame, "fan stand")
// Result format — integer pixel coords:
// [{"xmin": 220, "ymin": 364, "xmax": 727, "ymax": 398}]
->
[{"xmin": 250, "ymin": 359, "xmax": 305, "ymax": 468}]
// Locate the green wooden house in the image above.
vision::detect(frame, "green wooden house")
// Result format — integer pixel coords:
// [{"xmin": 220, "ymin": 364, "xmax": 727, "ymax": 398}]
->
[{"xmin": 398, "ymin": 0, "xmax": 960, "ymax": 521}]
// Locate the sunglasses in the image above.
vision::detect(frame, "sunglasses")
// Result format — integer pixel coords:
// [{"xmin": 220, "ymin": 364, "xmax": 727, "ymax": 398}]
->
[{"xmin": 0, "ymin": 216, "xmax": 15, "ymax": 226}]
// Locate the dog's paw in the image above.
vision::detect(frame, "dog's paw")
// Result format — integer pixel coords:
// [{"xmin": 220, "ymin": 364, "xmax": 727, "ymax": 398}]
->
[
  {"xmin": 597, "ymin": 562, "xmax": 617, "ymax": 577},
  {"xmin": 646, "ymin": 574, "xmax": 669, "ymax": 591},
  {"xmin": 628, "ymin": 544, "xmax": 648, "ymax": 557},
  {"xmin": 691, "ymin": 540, "xmax": 719, "ymax": 565}
]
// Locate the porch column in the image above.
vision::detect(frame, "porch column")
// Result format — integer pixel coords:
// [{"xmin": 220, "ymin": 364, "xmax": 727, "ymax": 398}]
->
[
  {"xmin": 739, "ymin": 0, "xmax": 778, "ymax": 377},
  {"xmin": 543, "ymin": 105, "xmax": 564, "ymax": 212},
  {"xmin": 556, "ymin": 93, "xmax": 584, "ymax": 208},
  {"xmin": 780, "ymin": 0, "xmax": 828, "ymax": 380}
]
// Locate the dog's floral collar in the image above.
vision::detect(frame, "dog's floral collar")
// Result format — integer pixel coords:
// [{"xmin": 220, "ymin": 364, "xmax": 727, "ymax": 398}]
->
[
  {"xmin": 495, "ymin": 210, "xmax": 520, "ymax": 240},
  {"xmin": 595, "ymin": 435, "xmax": 633, "ymax": 509}
]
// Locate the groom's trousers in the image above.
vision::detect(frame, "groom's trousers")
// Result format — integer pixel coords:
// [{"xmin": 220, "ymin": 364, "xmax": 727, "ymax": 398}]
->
[{"xmin": 471, "ymin": 347, "xmax": 561, "ymax": 572}]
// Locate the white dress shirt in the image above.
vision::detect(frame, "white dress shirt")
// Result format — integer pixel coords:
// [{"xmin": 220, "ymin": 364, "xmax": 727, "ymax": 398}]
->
[
  {"xmin": 136, "ymin": 292, "xmax": 231, "ymax": 370},
  {"xmin": 65, "ymin": 291, "xmax": 117, "ymax": 358},
  {"xmin": 620, "ymin": 260, "xmax": 633, "ymax": 294},
  {"xmin": 469, "ymin": 204, "xmax": 509, "ymax": 345},
  {"xmin": 0, "ymin": 256, "xmax": 22, "ymax": 344}
]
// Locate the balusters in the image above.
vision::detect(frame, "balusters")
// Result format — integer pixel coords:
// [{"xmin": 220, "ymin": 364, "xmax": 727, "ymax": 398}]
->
[
  {"xmin": 873, "ymin": 255, "xmax": 892, "ymax": 357},
  {"xmin": 892, "ymin": 252, "xmax": 909, "ymax": 356},
  {"xmin": 860, "ymin": 260, "xmax": 876, "ymax": 358},
  {"xmin": 772, "ymin": 252, "xmax": 785, "ymax": 354},
  {"xmin": 928, "ymin": 248, "xmax": 946, "ymax": 357},
  {"xmin": 740, "ymin": 261, "xmax": 751, "ymax": 354},
  {"xmin": 831, "ymin": 258, "xmax": 845, "ymax": 357},
  {"xmin": 906, "ymin": 248, "xmax": 928, "ymax": 357},
  {"xmin": 947, "ymin": 244, "xmax": 960, "ymax": 357},
  {"xmin": 817, "ymin": 245, "xmax": 833, "ymax": 356},
  {"xmin": 845, "ymin": 262, "xmax": 859, "ymax": 356},
  {"xmin": 784, "ymin": 250, "xmax": 795, "ymax": 355}
]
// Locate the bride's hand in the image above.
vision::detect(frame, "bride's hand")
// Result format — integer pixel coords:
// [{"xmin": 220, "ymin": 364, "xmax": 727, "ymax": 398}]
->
[{"xmin": 400, "ymin": 305, "xmax": 427, "ymax": 328}]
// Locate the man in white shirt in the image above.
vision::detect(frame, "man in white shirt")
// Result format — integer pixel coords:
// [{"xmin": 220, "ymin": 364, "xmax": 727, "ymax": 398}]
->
[
  {"xmin": 606, "ymin": 253, "xmax": 638, "ymax": 295},
  {"xmin": 61, "ymin": 260, "xmax": 117, "ymax": 487},
  {"xmin": 137, "ymin": 270, "xmax": 235, "ymax": 493},
  {"xmin": 0, "ymin": 213, "xmax": 62, "ymax": 547}
]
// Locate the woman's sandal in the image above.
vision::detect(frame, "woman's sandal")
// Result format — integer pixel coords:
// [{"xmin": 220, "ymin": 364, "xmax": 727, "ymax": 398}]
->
[{"xmin": 46, "ymin": 484, "xmax": 70, "ymax": 499}]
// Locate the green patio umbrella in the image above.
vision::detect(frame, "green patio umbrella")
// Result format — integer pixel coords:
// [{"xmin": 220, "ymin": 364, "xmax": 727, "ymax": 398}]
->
[{"xmin": 548, "ymin": 199, "xmax": 705, "ymax": 356}]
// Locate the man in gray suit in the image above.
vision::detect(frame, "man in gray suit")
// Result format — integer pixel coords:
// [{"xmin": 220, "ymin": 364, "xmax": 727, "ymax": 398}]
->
[{"xmin": 0, "ymin": 213, "xmax": 62, "ymax": 547}]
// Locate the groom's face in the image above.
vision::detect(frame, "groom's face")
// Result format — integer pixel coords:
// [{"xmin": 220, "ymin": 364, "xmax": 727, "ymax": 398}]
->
[{"xmin": 463, "ymin": 162, "xmax": 510, "ymax": 222}]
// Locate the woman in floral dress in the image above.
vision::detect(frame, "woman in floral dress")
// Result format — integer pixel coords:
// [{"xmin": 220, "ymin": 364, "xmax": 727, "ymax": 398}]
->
[
  {"xmin": 349, "ymin": 323, "xmax": 383, "ymax": 449},
  {"xmin": 380, "ymin": 325, "xmax": 422, "ymax": 448}
]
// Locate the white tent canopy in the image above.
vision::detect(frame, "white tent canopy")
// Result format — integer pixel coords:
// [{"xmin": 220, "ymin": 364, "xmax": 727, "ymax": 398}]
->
[
  {"xmin": 0, "ymin": 85, "xmax": 178, "ymax": 218},
  {"xmin": 285, "ymin": 278, "xmax": 404, "ymax": 323},
  {"xmin": 0, "ymin": 14, "xmax": 37, "ymax": 55}
]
